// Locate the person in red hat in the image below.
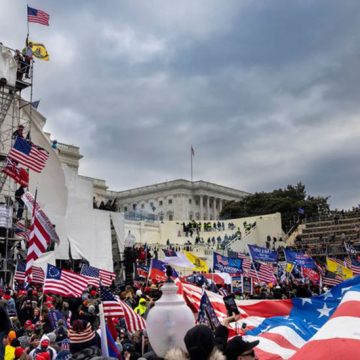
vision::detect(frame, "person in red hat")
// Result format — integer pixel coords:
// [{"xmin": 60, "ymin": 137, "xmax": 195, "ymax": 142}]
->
[{"xmin": 29, "ymin": 335, "xmax": 57, "ymax": 360}]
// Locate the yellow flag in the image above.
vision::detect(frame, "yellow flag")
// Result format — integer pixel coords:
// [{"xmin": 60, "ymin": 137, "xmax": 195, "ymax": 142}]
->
[
  {"xmin": 326, "ymin": 258, "xmax": 353, "ymax": 280},
  {"xmin": 285, "ymin": 263, "xmax": 294, "ymax": 273},
  {"xmin": 183, "ymin": 251, "xmax": 208, "ymax": 272},
  {"xmin": 29, "ymin": 41, "xmax": 50, "ymax": 61}
]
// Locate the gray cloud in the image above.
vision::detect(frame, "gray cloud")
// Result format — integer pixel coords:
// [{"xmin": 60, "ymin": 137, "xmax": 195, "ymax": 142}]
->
[{"xmin": 2, "ymin": 0, "xmax": 360, "ymax": 209}]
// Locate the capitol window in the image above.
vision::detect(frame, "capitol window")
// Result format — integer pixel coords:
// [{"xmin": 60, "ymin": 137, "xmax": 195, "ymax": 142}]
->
[
  {"xmin": 159, "ymin": 200, "xmax": 163, "ymax": 206},
  {"xmin": 189, "ymin": 199, "xmax": 192, "ymax": 204},
  {"xmin": 168, "ymin": 199, "xmax": 173, "ymax": 204}
]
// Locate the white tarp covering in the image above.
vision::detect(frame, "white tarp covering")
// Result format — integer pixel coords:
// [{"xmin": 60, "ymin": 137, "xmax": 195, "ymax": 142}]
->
[
  {"xmin": 26, "ymin": 108, "xmax": 114, "ymax": 271},
  {"xmin": 0, "ymin": 45, "xmax": 17, "ymax": 87},
  {"xmin": 33, "ymin": 251, "xmax": 56, "ymax": 274},
  {"xmin": 110, "ymin": 212, "xmax": 125, "ymax": 253},
  {"xmin": 64, "ymin": 167, "xmax": 113, "ymax": 271}
]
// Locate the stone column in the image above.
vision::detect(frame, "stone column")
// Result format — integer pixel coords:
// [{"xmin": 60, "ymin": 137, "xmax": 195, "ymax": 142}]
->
[
  {"xmin": 206, "ymin": 196, "xmax": 210, "ymax": 220},
  {"xmin": 214, "ymin": 198, "xmax": 218, "ymax": 220},
  {"xmin": 199, "ymin": 195, "xmax": 203, "ymax": 220}
]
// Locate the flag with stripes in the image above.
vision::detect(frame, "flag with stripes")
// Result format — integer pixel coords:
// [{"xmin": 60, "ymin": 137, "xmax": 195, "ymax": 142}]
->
[
  {"xmin": 44, "ymin": 264, "xmax": 88, "ymax": 297},
  {"xmin": 68, "ymin": 322, "xmax": 95, "ymax": 344},
  {"xmin": 247, "ymin": 261, "xmax": 274, "ymax": 284},
  {"xmin": 14, "ymin": 262, "xmax": 44, "ymax": 284},
  {"xmin": 100, "ymin": 286, "xmax": 124, "ymax": 318},
  {"xmin": 182, "ymin": 276, "xmax": 360, "ymax": 359},
  {"xmin": 32, "ymin": 266, "xmax": 45, "ymax": 284},
  {"xmin": 25, "ymin": 212, "xmax": 52, "ymax": 281},
  {"xmin": 350, "ymin": 258, "xmax": 360, "ymax": 275},
  {"xmin": 14, "ymin": 220, "xmax": 31, "ymax": 242},
  {"xmin": 120, "ymin": 299, "xmax": 146, "ymax": 333},
  {"xmin": 27, "ymin": 6, "xmax": 50, "ymax": 26},
  {"xmin": 14, "ymin": 261, "xmax": 26, "ymax": 282},
  {"xmin": 236, "ymin": 253, "xmax": 251, "ymax": 271},
  {"xmin": 80, "ymin": 264, "xmax": 115, "ymax": 287},
  {"xmin": 136, "ymin": 264, "xmax": 149, "ymax": 278},
  {"xmin": 8, "ymin": 137, "xmax": 49, "ymax": 173},
  {"xmin": 322, "ymin": 271, "xmax": 343, "ymax": 287}
]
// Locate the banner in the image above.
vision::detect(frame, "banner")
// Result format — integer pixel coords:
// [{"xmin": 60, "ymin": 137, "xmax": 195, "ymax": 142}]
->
[
  {"xmin": 231, "ymin": 276, "xmax": 242, "ymax": 293},
  {"xmin": 21, "ymin": 191, "xmax": 60, "ymax": 243},
  {"xmin": 149, "ymin": 259, "xmax": 178, "ymax": 282},
  {"xmin": 2, "ymin": 158, "xmax": 29, "ymax": 186},
  {"xmin": 248, "ymin": 244, "xmax": 278, "ymax": 263},
  {"xmin": 326, "ymin": 258, "xmax": 353, "ymax": 280},
  {"xmin": 213, "ymin": 252, "xmax": 242, "ymax": 274},
  {"xmin": 284, "ymin": 249, "xmax": 316, "ymax": 269},
  {"xmin": 303, "ymin": 268, "xmax": 320, "ymax": 284},
  {"xmin": 242, "ymin": 276, "xmax": 253, "ymax": 295}
]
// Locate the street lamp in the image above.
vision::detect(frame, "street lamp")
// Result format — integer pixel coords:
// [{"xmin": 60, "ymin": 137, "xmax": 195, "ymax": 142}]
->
[{"xmin": 146, "ymin": 266, "xmax": 195, "ymax": 357}]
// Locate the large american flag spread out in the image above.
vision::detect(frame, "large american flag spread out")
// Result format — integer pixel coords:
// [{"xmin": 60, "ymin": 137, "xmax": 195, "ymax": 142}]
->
[
  {"xmin": 44, "ymin": 264, "xmax": 88, "ymax": 297},
  {"xmin": 181, "ymin": 276, "xmax": 360, "ymax": 359},
  {"xmin": 80, "ymin": 264, "xmax": 115, "ymax": 287},
  {"xmin": 27, "ymin": 6, "xmax": 50, "ymax": 26},
  {"xmin": 8, "ymin": 137, "xmax": 49, "ymax": 173}
]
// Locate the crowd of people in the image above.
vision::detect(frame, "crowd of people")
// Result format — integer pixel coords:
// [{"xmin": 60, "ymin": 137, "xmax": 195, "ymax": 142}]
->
[{"xmin": 0, "ymin": 272, "xmax": 267, "ymax": 360}]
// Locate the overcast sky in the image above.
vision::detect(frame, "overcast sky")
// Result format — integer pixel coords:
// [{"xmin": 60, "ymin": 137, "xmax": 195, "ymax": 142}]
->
[{"xmin": 2, "ymin": 0, "xmax": 360, "ymax": 209}]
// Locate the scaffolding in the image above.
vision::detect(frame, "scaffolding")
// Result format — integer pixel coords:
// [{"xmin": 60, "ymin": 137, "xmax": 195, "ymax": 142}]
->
[{"xmin": 0, "ymin": 43, "xmax": 33, "ymax": 284}]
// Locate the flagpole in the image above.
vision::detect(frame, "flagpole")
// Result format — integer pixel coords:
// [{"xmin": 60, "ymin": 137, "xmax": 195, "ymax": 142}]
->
[
  {"xmin": 190, "ymin": 146, "xmax": 193, "ymax": 182},
  {"xmin": 247, "ymin": 244, "xmax": 260, "ymax": 284},
  {"xmin": 26, "ymin": 5, "xmax": 29, "ymax": 38},
  {"xmin": 99, "ymin": 303, "xmax": 109, "ymax": 357},
  {"xmin": 25, "ymin": 187, "xmax": 38, "ymax": 283}
]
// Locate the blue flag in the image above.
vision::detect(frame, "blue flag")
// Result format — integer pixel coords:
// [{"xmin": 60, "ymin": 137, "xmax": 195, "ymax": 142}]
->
[
  {"xmin": 284, "ymin": 249, "xmax": 316, "ymax": 269},
  {"xmin": 213, "ymin": 252, "xmax": 242, "ymax": 274},
  {"xmin": 248, "ymin": 244, "xmax": 278, "ymax": 263}
]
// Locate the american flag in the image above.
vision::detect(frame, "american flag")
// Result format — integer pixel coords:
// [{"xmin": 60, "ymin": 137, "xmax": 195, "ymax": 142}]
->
[
  {"xmin": 32, "ymin": 266, "xmax": 45, "ymax": 284},
  {"xmin": 80, "ymin": 264, "xmax": 115, "ymax": 287},
  {"xmin": 8, "ymin": 137, "xmax": 49, "ymax": 173},
  {"xmin": 247, "ymin": 261, "xmax": 274, "ymax": 284},
  {"xmin": 14, "ymin": 262, "xmax": 44, "ymax": 284},
  {"xmin": 236, "ymin": 253, "xmax": 251, "ymax": 271},
  {"xmin": 100, "ymin": 286, "xmax": 124, "ymax": 318},
  {"xmin": 350, "ymin": 258, "xmax": 360, "ymax": 275},
  {"xmin": 68, "ymin": 322, "xmax": 95, "ymax": 344},
  {"xmin": 120, "ymin": 299, "xmax": 146, "ymax": 333},
  {"xmin": 136, "ymin": 264, "xmax": 149, "ymax": 278},
  {"xmin": 322, "ymin": 271, "xmax": 343, "ymax": 287},
  {"xmin": 25, "ymin": 213, "xmax": 52, "ymax": 281},
  {"xmin": 27, "ymin": 6, "xmax": 50, "ymax": 26},
  {"xmin": 14, "ymin": 220, "xmax": 31, "ymax": 242},
  {"xmin": 44, "ymin": 264, "xmax": 88, "ymax": 297}
]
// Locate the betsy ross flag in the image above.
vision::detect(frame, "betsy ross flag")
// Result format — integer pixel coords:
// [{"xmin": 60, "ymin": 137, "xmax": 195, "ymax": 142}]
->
[
  {"xmin": 44, "ymin": 264, "xmax": 88, "ymax": 297},
  {"xmin": 27, "ymin": 6, "xmax": 50, "ymax": 26},
  {"xmin": 80, "ymin": 264, "xmax": 115, "ymax": 287},
  {"xmin": 100, "ymin": 286, "xmax": 124, "ymax": 318},
  {"xmin": 8, "ymin": 137, "xmax": 49, "ymax": 173}
]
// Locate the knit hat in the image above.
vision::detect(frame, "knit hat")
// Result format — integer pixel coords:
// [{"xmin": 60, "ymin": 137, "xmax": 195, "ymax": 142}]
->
[
  {"xmin": 8, "ymin": 330, "xmax": 17, "ymax": 342},
  {"xmin": 225, "ymin": 336, "xmax": 259, "ymax": 360},
  {"xmin": 184, "ymin": 325, "xmax": 214, "ymax": 360}
]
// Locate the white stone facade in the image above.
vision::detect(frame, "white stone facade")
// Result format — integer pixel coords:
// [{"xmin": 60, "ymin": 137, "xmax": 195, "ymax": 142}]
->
[{"xmin": 107, "ymin": 179, "xmax": 250, "ymax": 221}]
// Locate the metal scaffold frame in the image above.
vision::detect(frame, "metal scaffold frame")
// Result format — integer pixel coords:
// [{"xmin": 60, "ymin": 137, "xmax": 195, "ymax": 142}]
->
[{"xmin": 0, "ymin": 43, "xmax": 34, "ymax": 285}]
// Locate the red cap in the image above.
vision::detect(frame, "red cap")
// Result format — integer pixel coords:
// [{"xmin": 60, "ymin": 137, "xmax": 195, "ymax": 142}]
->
[
  {"xmin": 24, "ymin": 320, "xmax": 33, "ymax": 328},
  {"xmin": 90, "ymin": 290, "xmax": 97, "ymax": 296},
  {"xmin": 40, "ymin": 339, "xmax": 50, "ymax": 347}
]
